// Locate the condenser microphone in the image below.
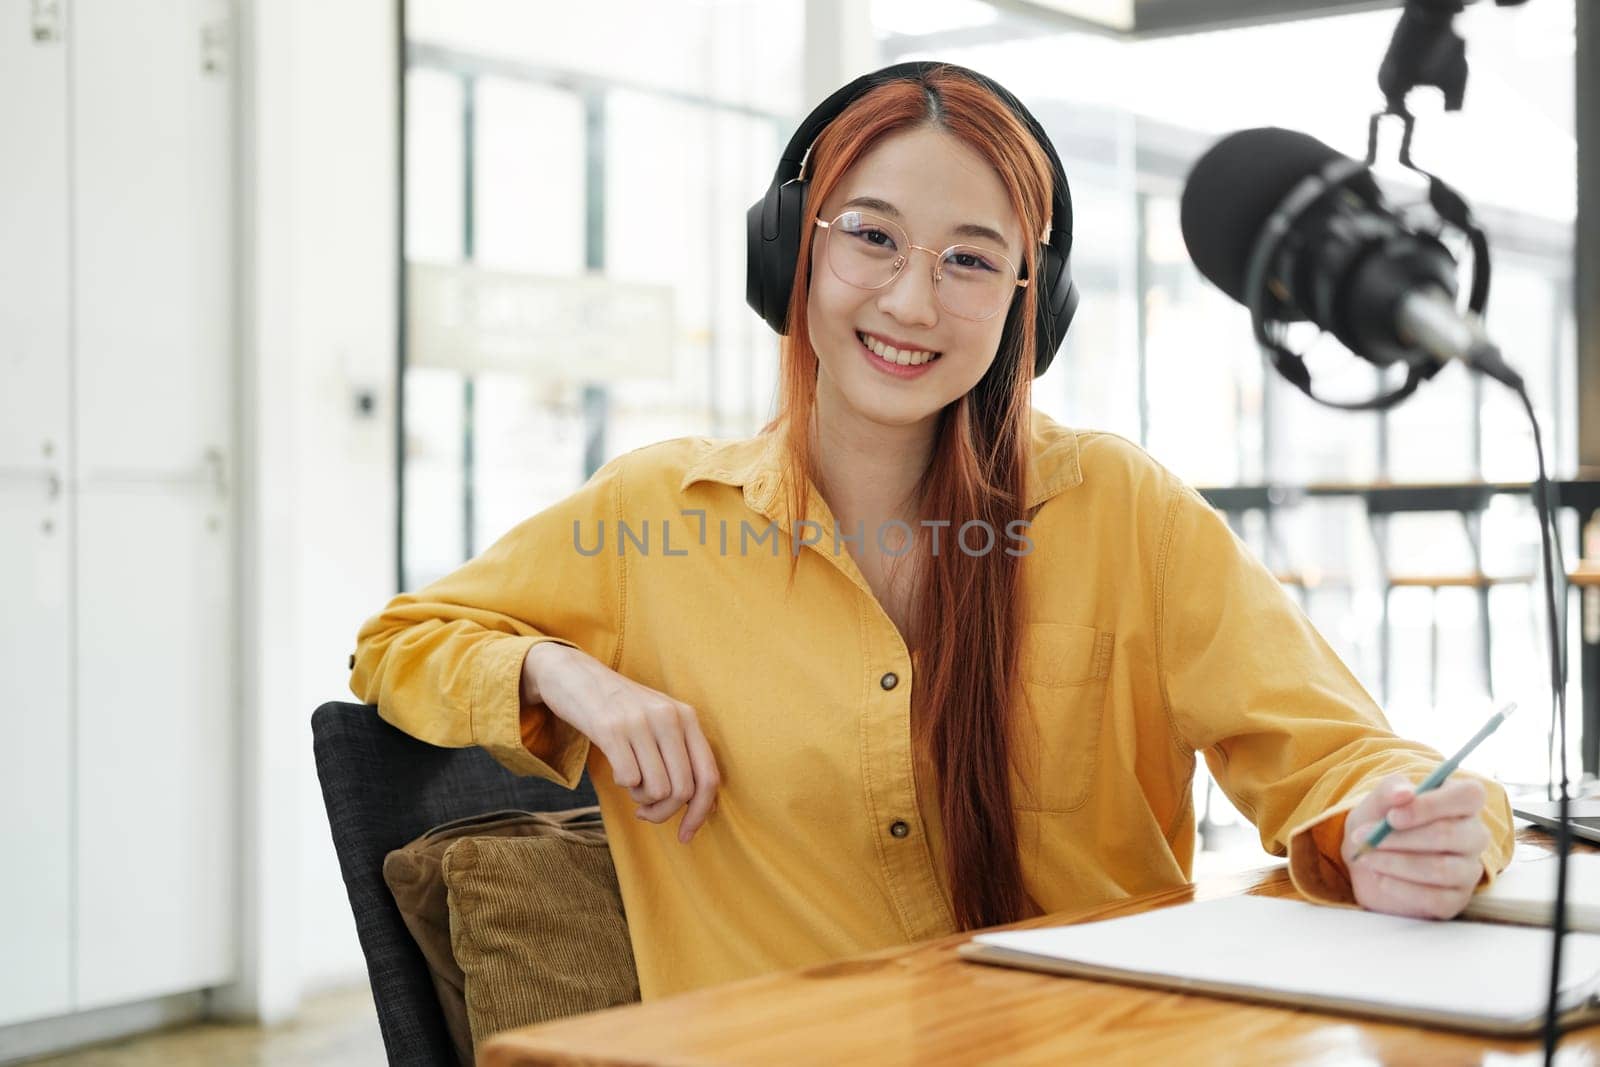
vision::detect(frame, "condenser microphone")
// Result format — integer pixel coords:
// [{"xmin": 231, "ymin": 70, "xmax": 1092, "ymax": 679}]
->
[{"xmin": 1179, "ymin": 126, "xmax": 1522, "ymax": 391}]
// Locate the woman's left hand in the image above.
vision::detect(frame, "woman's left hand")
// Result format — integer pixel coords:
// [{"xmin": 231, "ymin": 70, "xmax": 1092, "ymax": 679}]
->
[{"xmin": 1341, "ymin": 774, "xmax": 1492, "ymax": 920}]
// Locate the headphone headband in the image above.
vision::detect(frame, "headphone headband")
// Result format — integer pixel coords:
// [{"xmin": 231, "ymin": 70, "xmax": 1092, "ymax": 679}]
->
[{"xmin": 776, "ymin": 63, "xmax": 1074, "ymax": 256}]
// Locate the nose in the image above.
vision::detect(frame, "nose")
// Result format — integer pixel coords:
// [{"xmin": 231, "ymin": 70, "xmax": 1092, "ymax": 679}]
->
[{"xmin": 875, "ymin": 251, "xmax": 940, "ymax": 330}]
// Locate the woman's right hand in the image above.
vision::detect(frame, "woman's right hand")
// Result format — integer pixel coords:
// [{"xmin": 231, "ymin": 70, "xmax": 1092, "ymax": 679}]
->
[{"xmin": 522, "ymin": 641, "xmax": 721, "ymax": 843}]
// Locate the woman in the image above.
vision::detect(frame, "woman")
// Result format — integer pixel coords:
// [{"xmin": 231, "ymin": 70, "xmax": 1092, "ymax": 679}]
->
[{"xmin": 351, "ymin": 62, "xmax": 1512, "ymax": 1000}]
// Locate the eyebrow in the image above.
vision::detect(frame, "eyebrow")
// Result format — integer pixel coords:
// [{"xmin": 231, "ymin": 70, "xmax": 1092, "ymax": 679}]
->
[{"xmin": 839, "ymin": 196, "xmax": 1011, "ymax": 250}]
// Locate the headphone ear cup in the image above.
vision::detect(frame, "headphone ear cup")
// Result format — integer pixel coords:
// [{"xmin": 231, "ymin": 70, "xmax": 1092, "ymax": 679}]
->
[
  {"xmin": 745, "ymin": 180, "xmax": 810, "ymax": 335},
  {"xmin": 746, "ymin": 196, "xmax": 776, "ymax": 331},
  {"xmin": 1031, "ymin": 245, "xmax": 1078, "ymax": 378}
]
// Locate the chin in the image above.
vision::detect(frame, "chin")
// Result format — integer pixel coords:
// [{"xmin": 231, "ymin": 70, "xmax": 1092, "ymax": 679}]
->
[
  {"xmin": 859, "ymin": 402, "xmax": 936, "ymax": 428},
  {"xmin": 844, "ymin": 380, "xmax": 946, "ymax": 426}
]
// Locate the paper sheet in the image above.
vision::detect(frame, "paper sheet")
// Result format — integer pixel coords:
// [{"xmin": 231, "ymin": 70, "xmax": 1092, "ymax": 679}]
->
[
  {"xmin": 1468, "ymin": 853, "xmax": 1600, "ymax": 929},
  {"xmin": 971, "ymin": 896, "xmax": 1600, "ymax": 1024},
  {"xmin": 1478, "ymin": 852, "xmax": 1600, "ymax": 902}
]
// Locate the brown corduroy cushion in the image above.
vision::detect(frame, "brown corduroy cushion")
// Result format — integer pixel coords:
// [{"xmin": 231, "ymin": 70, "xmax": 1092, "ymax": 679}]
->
[
  {"xmin": 382, "ymin": 808, "xmax": 609, "ymax": 1066},
  {"xmin": 442, "ymin": 832, "xmax": 640, "ymax": 1048}
]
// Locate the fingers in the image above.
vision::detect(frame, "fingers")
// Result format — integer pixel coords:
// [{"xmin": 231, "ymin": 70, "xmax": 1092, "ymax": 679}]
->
[
  {"xmin": 1349, "ymin": 814, "xmax": 1491, "ymax": 857},
  {"xmin": 605, "ymin": 699, "xmax": 719, "ymax": 844},
  {"xmin": 1382, "ymin": 778, "xmax": 1486, "ymax": 831},
  {"xmin": 1351, "ymin": 848, "xmax": 1483, "ymax": 889},
  {"xmin": 547, "ymin": 657, "xmax": 721, "ymax": 842},
  {"xmin": 1349, "ymin": 785, "xmax": 1486, "ymax": 920},
  {"xmin": 635, "ymin": 708, "xmax": 697, "ymax": 822},
  {"xmin": 1347, "ymin": 776, "xmax": 1491, "ymax": 859},
  {"xmin": 676, "ymin": 716, "xmax": 722, "ymax": 844},
  {"xmin": 1348, "ymin": 774, "xmax": 1415, "ymax": 830},
  {"xmin": 1353, "ymin": 867, "xmax": 1475, "ymax": 920},
  {"xmin": 627, "ymin": 721, "xmax": 673, "ymax": 812},
  {"xmin": 600, "ymin": 734, "xmax": 643, "ymax": 793},
  {"xmin": 1345, "ymin": 776, "xmax": 1489, "ymax": 858}
]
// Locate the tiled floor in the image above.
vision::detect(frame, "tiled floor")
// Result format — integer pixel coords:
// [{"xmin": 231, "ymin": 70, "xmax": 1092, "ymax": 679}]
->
[{"xmin": 26, "ymin": 985, "xmax": 386, "ymax": 1067}]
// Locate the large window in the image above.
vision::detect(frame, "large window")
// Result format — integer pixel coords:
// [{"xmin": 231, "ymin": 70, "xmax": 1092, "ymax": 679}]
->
[
  {"xmin": 401, "ymin": 0, "xmax": 799, "ymax": 588},
  {"xmin": 401, "ymin": 0, "xmax": 1580, "ymax": 859}
]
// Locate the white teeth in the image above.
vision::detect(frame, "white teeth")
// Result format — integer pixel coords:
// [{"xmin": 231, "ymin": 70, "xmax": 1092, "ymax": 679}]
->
[{"xmin": 858, "ymin": 332, "xmax": 939, "ymax": 366}]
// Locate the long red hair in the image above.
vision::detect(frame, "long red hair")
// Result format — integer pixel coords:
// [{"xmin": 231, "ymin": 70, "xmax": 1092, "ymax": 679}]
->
[{"xmin": 763, "ymin": 66, "xmax": 1054, "ymax": 930}]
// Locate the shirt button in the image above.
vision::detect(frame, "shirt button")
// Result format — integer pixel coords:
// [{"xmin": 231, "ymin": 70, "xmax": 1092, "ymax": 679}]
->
[
  {"xmin": 889, "ymin": 820, "xmax": 910, "ymax": 838},
  {"xmin": 880, "ymin": 672, "xmax": 898, "ymax": 691}
]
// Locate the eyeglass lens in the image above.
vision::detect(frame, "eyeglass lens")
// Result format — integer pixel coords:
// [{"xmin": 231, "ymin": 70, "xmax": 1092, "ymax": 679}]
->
[{"xmin": 825, "ymin": 210, "xmax": 1017, "ymax": 321}]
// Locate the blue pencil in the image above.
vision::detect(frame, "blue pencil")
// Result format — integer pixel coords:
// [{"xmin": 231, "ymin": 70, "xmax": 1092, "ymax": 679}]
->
[{"xmin": 1349, "ymin": 701, "xmax": 1518, "ymax": 863}]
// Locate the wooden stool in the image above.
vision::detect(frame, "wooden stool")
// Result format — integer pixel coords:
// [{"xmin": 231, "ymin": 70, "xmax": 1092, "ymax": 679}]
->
[{"xmin": 1567, "ymin": 563, "xmax": 1600, "ymax": 588}]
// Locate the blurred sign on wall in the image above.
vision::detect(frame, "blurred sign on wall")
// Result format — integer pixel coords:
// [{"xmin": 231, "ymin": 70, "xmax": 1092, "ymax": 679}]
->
[{"xmin": 408, "ymin": 262, "xmax": 674, "ymax": 380}]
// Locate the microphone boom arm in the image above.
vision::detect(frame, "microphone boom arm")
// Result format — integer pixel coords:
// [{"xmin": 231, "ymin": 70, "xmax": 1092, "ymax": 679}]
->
[{"xmin": 1378, "ymin": 0, "xmax": 1533, "ymax": 115}]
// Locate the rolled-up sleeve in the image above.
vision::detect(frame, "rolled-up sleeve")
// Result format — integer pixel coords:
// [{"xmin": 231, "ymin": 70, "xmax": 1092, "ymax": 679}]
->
[{"xmin": 349, "ymin": 454, "xmax": 626, "ymax": 787}]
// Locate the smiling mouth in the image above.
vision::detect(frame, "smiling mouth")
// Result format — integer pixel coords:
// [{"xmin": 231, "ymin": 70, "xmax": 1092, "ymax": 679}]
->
[{"xmin": 857, "ymin": 331, "xmax": 942, "ymax": 367}]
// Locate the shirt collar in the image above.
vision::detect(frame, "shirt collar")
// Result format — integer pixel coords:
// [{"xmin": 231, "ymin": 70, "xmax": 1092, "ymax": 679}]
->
[{"xmin": 679, "ymin": 407, "xmax": 1084, "ymax": 512}]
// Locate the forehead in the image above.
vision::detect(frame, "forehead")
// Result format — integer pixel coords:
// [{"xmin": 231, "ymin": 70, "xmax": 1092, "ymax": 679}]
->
[{"xmin": 823, "ymin": 125, "xmax": 1023, "ymax": 252}]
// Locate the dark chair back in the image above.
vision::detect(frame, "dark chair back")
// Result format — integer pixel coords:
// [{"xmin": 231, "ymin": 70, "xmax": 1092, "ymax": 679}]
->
[{"xmin": 310, "ymin": 700, "xmax": 598, "ymax": 1067}]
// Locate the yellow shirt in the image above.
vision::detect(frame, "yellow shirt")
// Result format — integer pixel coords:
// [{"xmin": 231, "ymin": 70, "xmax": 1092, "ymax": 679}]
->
[{"xmin": 350, "ymin": 408, "xmax": 1513, "ymax": 1000}]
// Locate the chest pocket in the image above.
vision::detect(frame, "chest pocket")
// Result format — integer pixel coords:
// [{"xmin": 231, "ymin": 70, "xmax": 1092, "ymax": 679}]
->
[{"xmin": 1011, "ymin": 622, "xmax": 1115, "ymax": 813}]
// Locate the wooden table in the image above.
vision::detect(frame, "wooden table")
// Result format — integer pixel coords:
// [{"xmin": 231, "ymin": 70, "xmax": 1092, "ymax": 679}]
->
[{"xmin": 482, "ymin": 830, "xmax": 1597, "ymax": 1066}]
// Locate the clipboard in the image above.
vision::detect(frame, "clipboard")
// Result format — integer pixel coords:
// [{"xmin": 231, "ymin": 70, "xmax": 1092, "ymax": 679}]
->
[{"xmin": 957, "ymin": 895, "xmax": 1600, "ymax": 1036}]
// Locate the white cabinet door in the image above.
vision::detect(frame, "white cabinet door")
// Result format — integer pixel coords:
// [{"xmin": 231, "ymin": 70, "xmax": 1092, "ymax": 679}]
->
[
  {"xmin": 0, "ymin": 485, "xmax": 72, "ymax": 1029},
  {"xmin": 0, "ymin": 0, "xmax": 74, "ymax": 1027},
  {"xmin": 71, "ymin": 0, "xmax": 236, "ymax": 1009},
  {"xmin": 75, "ymin": 487, "xmax": 234, "ymax": 1006}
]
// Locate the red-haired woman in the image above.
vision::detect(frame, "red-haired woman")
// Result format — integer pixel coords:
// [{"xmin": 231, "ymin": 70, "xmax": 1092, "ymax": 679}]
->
[{"xmin": 352, "ymin": 63, "xmax": 1512, "ymax": 1001}]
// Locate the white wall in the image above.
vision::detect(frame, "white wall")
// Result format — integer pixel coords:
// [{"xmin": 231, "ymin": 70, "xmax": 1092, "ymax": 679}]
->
[{"xmin": 218, "ymin": 0, "xmax": 397, "ymax": 1023}]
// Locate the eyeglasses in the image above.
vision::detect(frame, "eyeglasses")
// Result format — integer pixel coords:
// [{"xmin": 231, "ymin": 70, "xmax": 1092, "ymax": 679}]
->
[{"xmin": 814, "ymin": 210, "xmax": 1028, "ymax": 322}]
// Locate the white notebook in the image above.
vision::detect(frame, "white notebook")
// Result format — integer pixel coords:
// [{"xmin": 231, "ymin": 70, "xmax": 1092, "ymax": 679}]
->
[
  {"xmin": 959, "ymin": 895, "xmax": 1600, "ymax": 1034},
  {"xmin": 1463, "ymin": 853, "xmax": 1600, "ymax": 932}
]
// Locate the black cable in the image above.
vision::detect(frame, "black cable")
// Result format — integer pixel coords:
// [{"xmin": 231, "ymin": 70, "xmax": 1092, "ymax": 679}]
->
[{"xmin": 1520, "ymin": 383, "xmax": 1573, "ymax": 1064}]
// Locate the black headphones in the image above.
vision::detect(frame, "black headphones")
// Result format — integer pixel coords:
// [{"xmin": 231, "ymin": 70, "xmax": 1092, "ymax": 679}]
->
[{"xmin": 745, "ymin": 61, "xmax": 1079, "ymax": 379}]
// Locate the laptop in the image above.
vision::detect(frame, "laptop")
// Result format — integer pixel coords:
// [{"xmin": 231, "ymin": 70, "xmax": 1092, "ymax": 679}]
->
[{"xmin": 1512, "ymin": 800, "xmax": 1600, "ymax": 846}]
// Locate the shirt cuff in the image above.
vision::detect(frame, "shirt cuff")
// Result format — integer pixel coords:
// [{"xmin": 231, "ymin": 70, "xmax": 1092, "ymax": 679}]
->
[
  {"xmin": 1286, "ymin": 796, "xmax": 1365, "ymax": 907},
  {"xmin": 471, "ymin": 634, "xmax": 591, "ymax": 789}
]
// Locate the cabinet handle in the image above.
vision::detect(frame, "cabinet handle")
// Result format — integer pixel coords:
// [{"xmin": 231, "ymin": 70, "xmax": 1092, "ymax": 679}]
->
[
  {"xmin": 200, "ymin": 16, "xmax": 228, "ymax": 75},
  {"xmin": 31, "ymin": 0, "xmax": 61, "ymax": 42},
  {"xmin": 203, "ymin": 447, "xmax": 228, "ymax": 498},
  {"xmin": 81, "ymin": 449, "xmax": 230, "ymax": 497},
  {"xmin": 0, "ymin": 465, "xmax": 61, "ymax": 496}
]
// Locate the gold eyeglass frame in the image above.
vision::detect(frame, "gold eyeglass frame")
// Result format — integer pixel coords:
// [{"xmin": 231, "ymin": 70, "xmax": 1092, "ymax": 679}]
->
[{"xmin": 813, "ymin": 212, "xmax": 1029, "ymax": 322}]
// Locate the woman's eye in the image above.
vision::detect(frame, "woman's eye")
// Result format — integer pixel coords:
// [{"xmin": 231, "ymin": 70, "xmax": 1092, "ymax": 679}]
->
[
  {"xmin": 950, "ymin": 251, "xmax": 998, "ymax": 272},
  {"xmin": 852, "ymin": 228, "xmax": 895, "ymax": 248}
]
